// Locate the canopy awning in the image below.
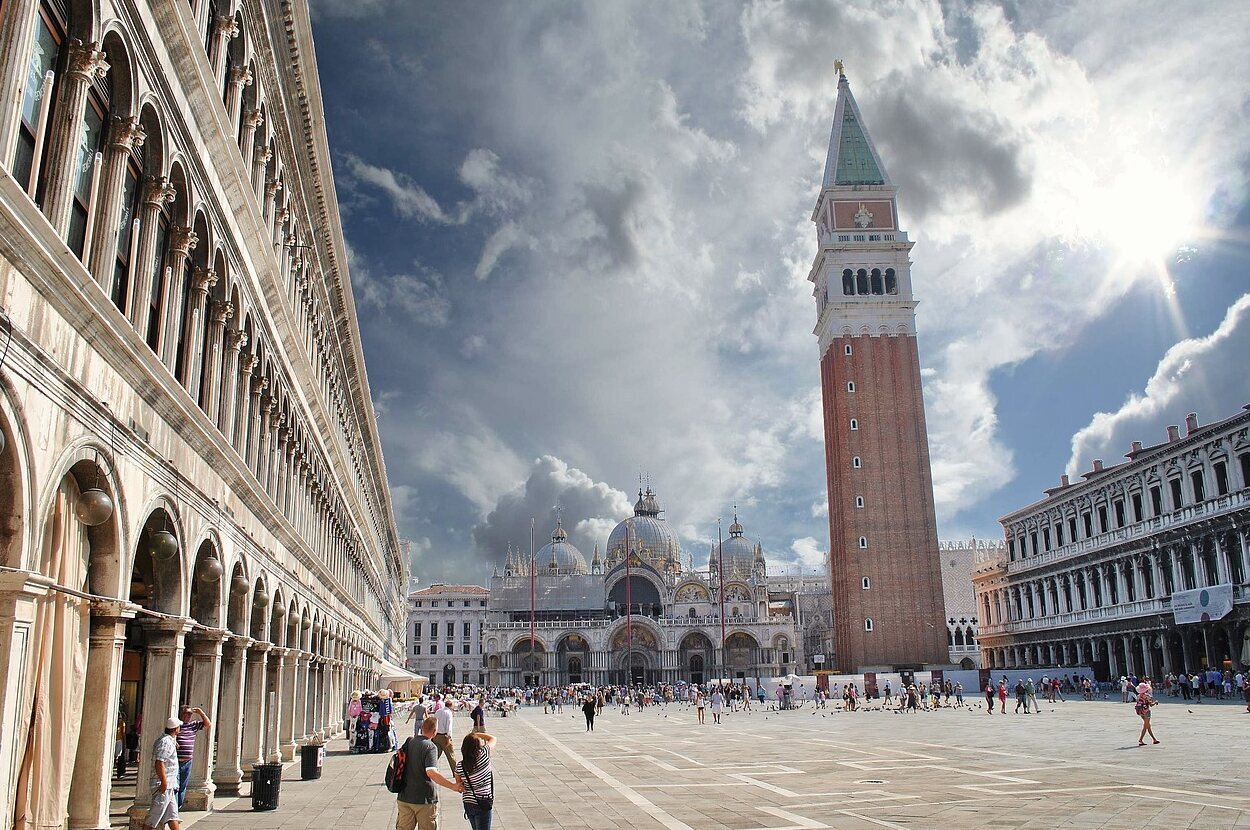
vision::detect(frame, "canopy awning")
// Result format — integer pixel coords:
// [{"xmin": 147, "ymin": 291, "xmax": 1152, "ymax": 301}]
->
[{"xmin": 378, "ymin": 659, "xmax": 427, "ymax": 683}]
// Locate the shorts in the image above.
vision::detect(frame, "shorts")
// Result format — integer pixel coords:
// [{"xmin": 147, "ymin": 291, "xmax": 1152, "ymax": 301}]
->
[{"xmin": 144, "ymin": 788, "xmax": 179, "ymax": 827}]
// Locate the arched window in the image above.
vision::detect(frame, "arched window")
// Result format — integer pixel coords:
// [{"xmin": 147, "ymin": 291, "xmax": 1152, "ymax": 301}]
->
[
  {"xmin": 947, "ymin": 627, "xmax": 954, "ymax": 646},
  {"xmin": 846, "ymin": 381, "xmax": 855, "ymax": 392},
  {"xmin": 842, "ymin": 269, "xmax": 854, "ymax": 295},
  {"xmin": 852, "ymin": 456, "xmax": 862, "ymax": 469},
  {"xmin": 12, "ymin": 1, "xmax": 67, "ymax": 196},
  {"xmin": 688, "ymin": 607, "xmax": 696, "ymax": 618},
  {"xmin": 858, "ymin": 536, "xmax": 867, "ymax": 549},
  {"xmin": 68, "ymin": 55, "xmax": 111, "ymax": 259},
  {"xmin": 849, "ymin": 418, "xmax": 858, "ymax": 431},
  {"xmin": 856, "ymin": 268, "xmax": 869, "ymax": 295},
  {"xmin": 864, "ymin": 618, "xmax": 873, "ymax": 632},
  {"xmin": 844, "ymin": 343, "xmax": 853, "ymax": 356},
  {"xmin": 855, "ymin": 496, "xmax": 864, "ymax": 508},
  {"xmin": 885, "ymin": 268, "xmax": 897, "ymax": 294},
  {"xmin": 954, "ymin": 627, "xmax": 965, "ymax": 646},
  {"xmin": 861, "ymin": 577, "xmax": 870, "ymax": 590},
  {"xmin": 870, "ymin": 268, "xmax": 883, "ymax": 295}
]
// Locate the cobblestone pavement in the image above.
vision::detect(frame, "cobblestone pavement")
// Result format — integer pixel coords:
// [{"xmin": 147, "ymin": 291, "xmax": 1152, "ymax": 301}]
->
[{"xmin": 185, "ymin": 698, "xmax": 1250, "ymax": 829}]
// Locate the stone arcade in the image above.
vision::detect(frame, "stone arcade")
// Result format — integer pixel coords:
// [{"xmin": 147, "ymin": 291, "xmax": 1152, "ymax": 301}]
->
[{"xmin": 0, "ymin": 0, "xmax": 405, "ymax": 827}]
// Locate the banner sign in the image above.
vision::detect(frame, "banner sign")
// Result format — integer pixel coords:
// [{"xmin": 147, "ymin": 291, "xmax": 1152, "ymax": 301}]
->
[{"xmin": 1172, "ymin": 584, "xmax": 1234, "ymax": 624}]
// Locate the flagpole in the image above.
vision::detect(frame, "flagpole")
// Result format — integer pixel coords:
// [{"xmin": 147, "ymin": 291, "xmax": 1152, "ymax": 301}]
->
[
  {"xmin": 626, "ymin": 521, "xmax": 633, "ymax": 688},
  {"xmin": 717, "ymin": 518, "xmax": 726, "ymax": 686},
  {"xmin": 529, "ymin": 518, "xmax": 536, "ymax": 684}
]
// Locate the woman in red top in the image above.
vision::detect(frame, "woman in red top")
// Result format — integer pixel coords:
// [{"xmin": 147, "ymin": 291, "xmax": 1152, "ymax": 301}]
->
[
  {"xmin": 1135, "ymin": 682, "xmax": 1159, "ymax": 746},
  {"xmin": 997, "ymin": 680, "xmax": 1008, "ymax": 714}
]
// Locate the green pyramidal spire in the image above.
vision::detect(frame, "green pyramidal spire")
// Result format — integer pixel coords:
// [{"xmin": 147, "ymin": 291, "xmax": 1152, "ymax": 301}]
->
[{"xmin": 822, "ymin": 71, "xmax": 890, "ymax": 188}]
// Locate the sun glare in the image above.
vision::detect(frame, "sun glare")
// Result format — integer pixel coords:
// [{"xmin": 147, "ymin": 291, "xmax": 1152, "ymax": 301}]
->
[{"xmin": 1088, "ymin": 154, "xmax": 1202, "ymax": 269}]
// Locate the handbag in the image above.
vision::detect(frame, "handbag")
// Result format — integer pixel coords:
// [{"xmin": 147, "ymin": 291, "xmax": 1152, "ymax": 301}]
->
[
  {"xmin": 462, "ymin": 762, "xmax": 494, "ymax": 812},
  {"xmin": 385, "ymin": 742, "xmax": 408, "ymax": 794}
]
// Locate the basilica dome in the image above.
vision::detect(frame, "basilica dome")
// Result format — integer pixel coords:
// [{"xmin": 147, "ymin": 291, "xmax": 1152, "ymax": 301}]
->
[
  {"xmin": 605, "ymin": 488, "xmax": 683, "ymax": 573},
  {"xmin": 535, "ymin": 523, "xmax": 589, "ymax": 575},
  {"xmin": 710, "ymin": 514, "xmax": 760, "ymax": 576}
]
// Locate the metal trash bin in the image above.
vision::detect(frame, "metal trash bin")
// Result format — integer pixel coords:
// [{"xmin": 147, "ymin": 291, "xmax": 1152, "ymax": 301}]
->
[
  {"xmin": 251, "ymin": 763, "xmax": 283, "ymax": 811},
  {"xmin": 300, "ymin": 743, "xmax": 324, "ymax": 781}
]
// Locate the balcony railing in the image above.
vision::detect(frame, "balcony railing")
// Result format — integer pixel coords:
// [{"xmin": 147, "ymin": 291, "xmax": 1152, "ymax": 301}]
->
[{"xmin": 979, "ymin": 596, "xmax": 1173, "ymax": 636}]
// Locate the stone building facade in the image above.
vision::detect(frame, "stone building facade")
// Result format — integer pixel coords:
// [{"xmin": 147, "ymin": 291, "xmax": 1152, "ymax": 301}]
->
[
  {"xmin": 482, "ymin": 492, "xmax": 814, "ymax": 688},
  {"xmin": 974, "ymin": 408, "xmax": 1250, "ymax": 680},
  {"xmin": 939, "ymin": 539, "xmax": 990, "ymax": 669},
  {"xmin": 405, "ymin": 584, "xmax": 490, "ymax": 687},
  {"xmin": 808, "ymin": 70, "xmax": 948, "ymax": 672},
  {"xmin": 0, "ymin": 0, "xmax": 404, "ymax": 827}
]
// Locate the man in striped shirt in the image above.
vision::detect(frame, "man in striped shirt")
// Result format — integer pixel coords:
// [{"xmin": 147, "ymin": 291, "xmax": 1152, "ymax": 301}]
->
[{"xmin": 175, "ymin": 706, "xmax": 212, "ymax": 809}]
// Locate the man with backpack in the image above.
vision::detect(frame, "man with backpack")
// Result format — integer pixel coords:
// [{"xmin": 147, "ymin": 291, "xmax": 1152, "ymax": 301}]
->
[{"xmin": 391, "ymin": 716, "xmax": 462, "ymax": 830}]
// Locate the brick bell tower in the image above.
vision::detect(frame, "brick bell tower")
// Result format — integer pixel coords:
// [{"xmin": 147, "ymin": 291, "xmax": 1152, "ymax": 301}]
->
[{"xmin": 809, "ymin": 68, "xmax": 948, "ymax": 672}]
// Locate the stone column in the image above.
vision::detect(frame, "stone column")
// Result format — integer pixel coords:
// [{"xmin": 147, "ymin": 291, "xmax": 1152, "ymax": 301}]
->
[
  {"xmin": 210, "ymin": 15, "xmax": 239, "ymax": 90},
  {"xmin": 218, "ymin": 334, "xmax": 248, "ymax": 437},
  {"xmin": 1106, "ymin": 638, "xmax": 1118, "ymax": 678},
  {"xmin": 67, "ymin": 601, "xmax": 135, "ymax": 830},
  {"xmin": 176, "ymin": 266, "xmax": 215, "ymax": 388},
  {"xmin": 160, "ymin": 226, "xmax": 198, "ymax": 371},
  {"xmin": 240, "ymin": 642, "xmax": 270, "ymax": 776},
  {"xmin": 1180, "ymin": 632, "xmax": 1193, "ymax": 674},
  {"xmin": 265, "ymin": 647, "xmax": 288, "ymax": 763},
  {"xmin": 182, "ymin": 629, "xmax": 225, "ymax": 811},
  {"xmin": 212, "ymin": 637, "xmax": 250, "ymax": 797},
  {"xmin": 40, "ymin": 40, "xmax": 109, "ymax": 236},
  {"xmin": 252, "ymin": 146, "xmax": 272, "ymax": 198},
  {"xmin": 263, "ymin": 179, "xmax": 282, "ymax": 230},
  {"xmin": 1143, "ymin": 635, "xmax": 1157, "ymax": 680},
  {"xmin": 0, "ymin": 0, "xmax": 40, "ymax": 164},
  {"xmin": 233, "ymin": 353, "xmax": 260, "ymax": 454},
  {"xmin": 128, "ymin": 175, "xmax": 176, "ymax": 336},
  {"xmin": 279, "ymin": 647, "xmax": 301, "ymax": 759},
  {"xmin": 200, "ymin": 299, "xmax": 231, "ymax": 418},
  {"xmin": 86, "ymin": 116, "xmax": 145, "ymax": 286},
  {"xmin": 256, "ymin": 396, "xmax": 276, "ymax": 486},
  {"xmin": 293, "ymin": 651, "xmax": 312, "ymax": 742},
  {"xmin": 246, "ymin": 374, "xmax": 268, "ymax": 468},
  {"xmin": 240, "ymin": 108, "xmax": 263, "ymax": 169},
  {"xmin": 1121, "ymin": 634, "xmax": 1133, "ymax": 676},
  {"xmin": 1236, "ymin": 527, "xmax": 1249, "ymax": 585},
  {"xmin": 225, "ymin": 65, "xmax": 252, "ymax": 126},
  {"xmin": 1212, "ymin": 534, "xmax": 1231, "ymax": 585},
  {"xmin": 128, "ymin": 618, "xmax": 192, "ymax": 828}
]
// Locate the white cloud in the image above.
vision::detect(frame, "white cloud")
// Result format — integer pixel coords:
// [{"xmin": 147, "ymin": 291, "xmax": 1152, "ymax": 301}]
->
[
  {"xmin": 1067, "ymin": 293, "xmax": 1250, "ymax": 475},
  {"xmin": 345, "ymin": 154, "xmax": 455, "ymax": 224}
]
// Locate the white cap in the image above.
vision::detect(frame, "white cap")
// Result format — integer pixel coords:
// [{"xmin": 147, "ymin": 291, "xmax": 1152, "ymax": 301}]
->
[{"xmin": 165, "ymin": 718, "xmax": 182, "ymax": 730}]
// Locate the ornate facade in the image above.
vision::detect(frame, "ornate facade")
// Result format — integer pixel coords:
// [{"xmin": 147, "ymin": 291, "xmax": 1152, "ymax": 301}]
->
[
  {"xmin": 974, "ymin": 409, "xmax": 1250, "ymax": 679},
  {"xmin": 808, "ymin": 70, "xmax": 948, "ymax": 671},
  {"xmin": 0, "ymin": 0, "xmax": 404, "ymax": 827},
  {"xmin": 405, "ymin": 584, "xmax": 490, "ymax": 687},
  {"xmin": 482, "ymin": 491, "xmax": 818, "ymax": 687}
]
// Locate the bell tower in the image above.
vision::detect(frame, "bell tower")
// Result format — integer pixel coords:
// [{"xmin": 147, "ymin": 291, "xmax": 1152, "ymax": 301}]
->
[{"xmin": 809, "ymin": 69, "xmax": 948, "ymax": 671}]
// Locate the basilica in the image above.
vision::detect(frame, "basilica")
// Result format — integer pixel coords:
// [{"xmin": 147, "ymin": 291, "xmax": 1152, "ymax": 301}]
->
[{"xmin": 482, "ymin": 489, "xmax": 826, "ymax": 687}]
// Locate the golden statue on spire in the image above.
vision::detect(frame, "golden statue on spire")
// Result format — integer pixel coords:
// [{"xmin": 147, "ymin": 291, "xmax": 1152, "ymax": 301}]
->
[{"xmin": 834, "ymin": 58, "xmax": 844, "ymax": 77}]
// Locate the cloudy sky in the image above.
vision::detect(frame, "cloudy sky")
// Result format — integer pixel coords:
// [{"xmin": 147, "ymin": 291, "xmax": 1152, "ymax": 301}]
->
[{"xmin": 309, "ymin": 0, "xmax": 1250, "ymax": 586}]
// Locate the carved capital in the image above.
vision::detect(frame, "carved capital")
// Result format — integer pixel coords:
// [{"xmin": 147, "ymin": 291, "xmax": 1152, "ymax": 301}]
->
[
  {"xmin": 240, "ymin": 353, "xmax": 261, "ymax": 376},
  {"xmin": 214, "ymin": 15, "xmax": 240, "ymax": 40},
  {"xmin": 191, "ymin": 267, "xmax": 219, "ymax": 294},
  {"xmin": 228, "ymin": 65, "xmax": 253, "ymax": 89},
  {"xmin": 265, "ymin": 178, "xmax": 283, "ymax": 199},
  {"xmin": 66, "ymin": 40, "xmax": 110, "ymax": 82},
  {"xmin": 275, "ymin": 207, "xmax": 290, "ymax": 226},
  {"xmin": 169, "ymin": 227, "xmax": 198, "ymax": 259},
  {"xmin": 250, "ymin": 375, "xmax": 269, "ymax": 396},
  {"xmin": 225, "ymin": 328, "xmax": 249, "ymax": 352},
  {"xmin": 107, "ymin": 116, "xmax": 146, "ymax": 153},
  {"xmin": 243, "ymin": 108, "xmax": 265, "ymax": 130},
  {"xmin": 209, "ymin": 299, "xmax": 234, "ymax": 325},
  {"xmin": 141, "ymin": 175, "xmax": 176, "ymax": 207}
]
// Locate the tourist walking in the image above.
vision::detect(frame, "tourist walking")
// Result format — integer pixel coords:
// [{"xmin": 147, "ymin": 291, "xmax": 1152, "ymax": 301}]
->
[
  {"xmin": 695, "ymin": 689, "xmax": 706, "ymax": 724},
  {"xmin": 1134, "ymin": 683, "xmax": 1159, "ymax": 746},
  {"xmin": 984, "ymin": 682, "xmax": 994, "ymax": 714},
  {"xmin": 395, "ymin": 716, "xmax": 463, "ymax": 830},
  {"xmin": 432, "ymin": 696, "xmax": 458, "ymax": 775},
  {"xmin": 1025, "ymin": 679, "xmax": 1040, "ymax": 714},
  {"xmin": 954, "ymin": 681, "xmax": 964, "ymax": 706},
  {"xmin": 407, "ymin": 696, "xmax": 429, "ymax": 736},
  {"xmin": 142, "ymin": 718, "xmax": 183, "ymax": 830},
  {"xmin": 1014, "ymin": 680, "xmax": 1028, "ymax": 714},
  {"xmin": 997, "ymin": 680, "xmax": 1008, "ymax": 713},
  {"xmin": 710, "ymin": 687, "xmax": 724, "ymax": 724},
  {"xmin": 582, "ymin": 695, "xmax": 596, "ymax": 731},
  {"xmin": 455, "ymin": 731, "xmax": 496, "ymax": 830},
  {"xmin": 174, "ymin": 706, "xmax": 211, "ymax": 808}
]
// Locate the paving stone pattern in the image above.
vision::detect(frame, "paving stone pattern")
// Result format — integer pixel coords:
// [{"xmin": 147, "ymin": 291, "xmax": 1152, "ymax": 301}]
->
[{"xmin": 187, "ymin": 698, "xmax": 1250, "ymax": 829}]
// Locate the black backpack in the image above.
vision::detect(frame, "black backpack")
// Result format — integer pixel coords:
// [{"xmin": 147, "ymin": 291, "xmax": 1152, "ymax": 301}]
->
[{"xmin": 385, "ymin": 741, "xmax": 408, "ymax": 794}]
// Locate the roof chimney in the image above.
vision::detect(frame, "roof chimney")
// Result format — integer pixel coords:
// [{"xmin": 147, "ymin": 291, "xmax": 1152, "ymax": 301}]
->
[
  {"xmin": 1092, "ymin": 459, "xmax": 1103, "ymax": 472},
  {"xmin": 1185, "ymin": 413, "xmax": 1199, "ymax": 434},
  {"xmin": 1166, "ymin": 425, "xmax": 1180, "ymax": 442},
  {"xmin": 1060, "ymin": 474, "xmax": 1070, "ymax": 487},
  {"xmin": 1130, "ymin": 441, "xmax": 1142, "ymax": 453}
]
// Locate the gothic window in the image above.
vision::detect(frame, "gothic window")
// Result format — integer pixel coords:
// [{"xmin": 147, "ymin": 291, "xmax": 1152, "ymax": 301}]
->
[
  {"xmin": 856, "ymin": 269, "xmax": 868, "ymax": 294},
  {"xmin": 885, "ymin": 268, "xmax": 897, "ymax": 294},
  {"xmin": 849, "ymin": 418, "xmax": 858, "ymax": 431},
  {"xmin": 864, "ymin": 618, "xmax": 873, "ymax": 632},
  {"xmin": 852, "ymin": 456, "xmax": 861, "ymax": 469},
  {"xmin": 12, "ymin": 1, "xmax": 66, "ymax": 197},
  {"xmin": 870, "ymin": 268, "xmax": 883, "ymax": 295},
  {"xmin": 842, "ymin": 269, "xmax": 854, "ymax": 295}
]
